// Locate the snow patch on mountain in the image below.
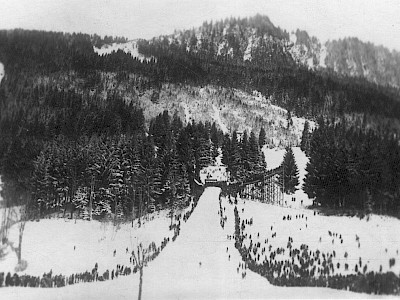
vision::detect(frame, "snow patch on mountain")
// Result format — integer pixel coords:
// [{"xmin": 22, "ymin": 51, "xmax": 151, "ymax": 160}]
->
[
  {"xmin": 319, "ymin": 45, "xmax": 327, "ymax": 68},
  {"xmin": 289, "ymin": 32, "xmax": 297, "ymax": 45},
  {"xmin": 93, "ymin": 41, "xmax": 153, "ymax": 62},
  {"xmin": 181, "ymin": 102, "xmax": 191, "ymax": 125},
  {"xmin": 217, "ymin": 41, "xmax": 227, "ymax": 56},
  {"xmin": 0, "ymin": 62, "xmax": 4, "ymax": 84},
  {"xmin": 243, "ymin": 35, "xmax": 258, "ymax": 61},
  {"xmin": 307, "ymin": 57, "xmax": 314, "ymax": 68},
  {"xmin": 212, "ymin": 104, "xmax": 228, "ymax": 134},
  {"xmin": 346, "ymin": 57, "xmax": 358, "ymax": 76}
]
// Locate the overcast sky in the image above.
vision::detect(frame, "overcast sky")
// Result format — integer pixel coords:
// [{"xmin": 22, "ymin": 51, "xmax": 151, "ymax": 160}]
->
[{"xmin": 1, "ymin": 0, "xmax": 399, "ymax": 51}]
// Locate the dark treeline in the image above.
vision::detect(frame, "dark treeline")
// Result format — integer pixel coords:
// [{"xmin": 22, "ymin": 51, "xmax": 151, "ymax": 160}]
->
[
  {"xmin": 303, "ymin": 119, "xmax": 400, "ymax": 214},
  {"xmin": 1, "ymin": 24, "xmax": 400, "ymax": 215},
  {"xmin": 1, "ymin": 102, "xmax": 223, "ymax": 222},
  {"xmin": 221, "ymin": 130, "xmax": 266, "ymax": 183}
]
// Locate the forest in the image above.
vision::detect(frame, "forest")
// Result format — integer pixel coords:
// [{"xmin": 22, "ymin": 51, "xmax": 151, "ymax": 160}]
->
[
  {"xmin": 302, "ymin": 119, "xmax": 400, "ymax": 214},
  {"xmin": 0, "ymin": 18, "xmax": 400, "ymax": 216},
  {"xmin": 1, "ymin": 100, "xmax": 224, "ymax": 222}
]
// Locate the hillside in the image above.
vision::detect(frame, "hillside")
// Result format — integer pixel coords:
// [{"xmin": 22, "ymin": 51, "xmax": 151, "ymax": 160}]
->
[
  {"xmin": 289, "ymin": 31, "xmax": 400, "ymax": 89},
  {"xmin": 3, "ymin": 186, "xmax": 399, "ymax": 298},
  {"xmin": 1, "ymin": 15, "xmax": 400, "ymax": 298},
  {"xmin": 153, "ymin": 15, "xmax": 400, "ymax": 90}
]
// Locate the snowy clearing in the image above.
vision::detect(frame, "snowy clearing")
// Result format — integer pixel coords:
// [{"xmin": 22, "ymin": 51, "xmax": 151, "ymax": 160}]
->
[
  {"xmin": 1, "ymin": 187, "xmax": 392, "ymax": 298},
  {"xmin": 235, "ymin": 193, "xmax": 400, "ymax": 280},
  {"xmin": 0, "ymin": 211, "xmax": 173, "ymax": 277}
]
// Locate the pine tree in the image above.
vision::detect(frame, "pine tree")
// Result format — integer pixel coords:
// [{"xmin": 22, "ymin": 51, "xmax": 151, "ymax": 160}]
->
[
  {"xmin": 32, "ymin": 147, "xmax": 53, "ymax": 215},
  {"xmin": 239, "ymin": 130, "xmax": 249, "ymax": 181},
  {"xmin": 73, "ymin": 187, "xmax": 90, "ymax": 220},
  {"xmin": 280, "ymin": 147, "xmax": 299, "ymax": 194},
  {"xmin": 300, "ymin": 121, "xmax": 311, "ymax": 155},
  {"xmin": 258, "ymin": 127, "xmax": 266, "ymax": 149},
  {"xmin": 248, "ymin": 131, "xmax": 260, "ymax": 177},
  {"xmin": 229, "ymin": 131, "xmax": 241, "ymax": 182},
  {"xmin": 304, "ymin": 118, "xmax": 327, "ymax": 203},
  {"xmin": 221, "ymin": 133, "xmax": 231, "ymax": 167},
  {"xmin": 176, "ymin": 128, "xmax": 195, "ymax": 183},
  {"xmin": 286, "ymin": 110, "xmax": 293, "ymax": 129},
  {"xmin": 210, "ymin": 123, "xmax": 220, "ymax": 161},
  {"xmin": 196, "ymin": 137, "xmax": 212, "ymax": 174}
]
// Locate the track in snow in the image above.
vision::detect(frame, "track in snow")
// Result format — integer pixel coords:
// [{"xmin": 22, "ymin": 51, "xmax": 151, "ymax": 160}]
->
[
  {"xmin": 142, "ymin": 187, "xmax": 373, "ymax": 299},
  {"xmin": 1, "ymin": 187, "xmax": 381, "ymax": 299}
]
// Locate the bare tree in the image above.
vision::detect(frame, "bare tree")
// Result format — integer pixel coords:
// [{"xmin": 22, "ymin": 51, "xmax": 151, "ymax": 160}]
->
[
  {"xmin": 132, "ymin": 243, "xmax": 146, "ymax": 300},
  {"xmin": 17, "ymin": 205, "xmax": 27, "ymax": 264}
]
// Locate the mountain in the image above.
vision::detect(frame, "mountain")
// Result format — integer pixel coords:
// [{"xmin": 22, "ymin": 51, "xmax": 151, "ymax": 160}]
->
[
  {"xmin": 289, "ymin": 30, "xmax": 400, "ymax": 89},
  {"xmin": 164, "ymin": 15, "xmax": 400, "ymax": 89},
  {"xmin": 1, "ymin": 16, "xmax": 400, "ymax": 202}
]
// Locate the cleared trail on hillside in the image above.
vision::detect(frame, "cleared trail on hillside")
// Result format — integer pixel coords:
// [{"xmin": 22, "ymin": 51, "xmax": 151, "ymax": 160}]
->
[{"xmin": 142, "ymin": 187, "xmax": 372, "ymax": 299}]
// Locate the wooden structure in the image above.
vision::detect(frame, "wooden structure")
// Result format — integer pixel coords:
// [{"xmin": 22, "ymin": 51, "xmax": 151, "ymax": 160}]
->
[{"xmin": 235, "ymin": 166, "xmax": 284, "ymax": 205}]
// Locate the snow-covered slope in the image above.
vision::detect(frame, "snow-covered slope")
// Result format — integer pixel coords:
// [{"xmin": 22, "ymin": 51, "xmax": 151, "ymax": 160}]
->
[
  {"xmin": 0, "ymin": 62, "xmax": 4, "ymax": 84},
  {"xmin": 1, "ymin": 211, "xmax": 173, "ymax": 277},
  {"xmin": 0, "ymin": 188, "xmax": 392, "ymax": 299},
  {"xmin": 237, "ymin": 192, "xmax": 400, "ymax": 278},
  {"xmin": 212, "ymin": 104, "xmax": 228, "ymax": 134}
]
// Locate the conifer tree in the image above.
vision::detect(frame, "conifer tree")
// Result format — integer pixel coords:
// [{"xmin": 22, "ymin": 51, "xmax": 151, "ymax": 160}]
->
[
  {"xmin": 239, "ymin": 130, "xmax": 249, "ymax": 180},
  {"xmin": 210, "ymin": 123, "xmax": 220, "ymax": 161},
  {"xmin": 300, "ymin": 121, "xmax": 311, "ymax": 155},
  {"xmin": 221, "ymin": 133, "xmax": 231, "ymax": 167},
  {"xmin": 248, "ymin": 131, "xmax": 260, "ymax": 176},
  {"xmin": 229, "ymin": 131, "xmax": 241, "ymax": 182},
  {"xmin": 280, "ymin": 147, "xmax": 299, "ymax": 194},
  {"xmin": 258, "ymin": 127, "xmax": 266, "ymax": 149}
]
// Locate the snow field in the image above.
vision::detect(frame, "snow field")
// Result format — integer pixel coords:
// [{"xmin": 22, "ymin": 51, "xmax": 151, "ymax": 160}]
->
[
  {"xmin": 0, "ymin": 210, "xmax": 173, "ymax": 277},
  {"xmin": 236, "ymin": 195, "xmax": 400, "ymax": 278},
  {"xmin": 143, "ymin": 187, "xmax": 370, "ymax": 298},
  {"xmin": 0, "ymin": 187, "xmax": 387, "ymax": 299}
]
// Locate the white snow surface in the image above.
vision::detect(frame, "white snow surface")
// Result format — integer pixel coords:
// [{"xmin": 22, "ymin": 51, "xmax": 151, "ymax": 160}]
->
[
  {"xmin": 0, "ymin": 62, "xmax": 4, "ymax": 84},
  {"xmin": 212, "ymin": 104, "xmax": 228, "ymax": 134},
  {"xmin": 319, "ymin": 45, "xmax": 327, "ymax": 68},
  {"xmin": 93, "ymin": 41, "xmax": 153, "ymax": 62},
  {"xmin": 181, "ymin": 102, "xmax": 191, "ymax": 125},
  {"xmin": 238, "ymin": 192, "xmax": 400, "ymax": 279},
  {"xmin": 243, "ymin": 35, "xmax": 257, "ymax": 62},
  {"xmin": 0, "ymin": 187, "xmax": 395, "ymax": 299},
  {"xmin": 0, "ymin": 211, "xmax": 173, "ymax": 277}
]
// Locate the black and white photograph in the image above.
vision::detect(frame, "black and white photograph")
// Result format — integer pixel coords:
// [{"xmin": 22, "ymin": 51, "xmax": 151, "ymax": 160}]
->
[{"xmin": 0, "ymin": 0, "xmax": 400, "ymax": 299}]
